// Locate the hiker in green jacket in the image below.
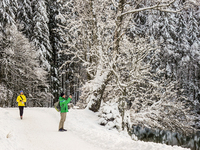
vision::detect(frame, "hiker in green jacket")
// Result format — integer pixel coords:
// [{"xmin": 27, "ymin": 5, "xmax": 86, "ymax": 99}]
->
[{"xmin": 58, "ymin": 93, "xmax": 72, "ymax": 132}]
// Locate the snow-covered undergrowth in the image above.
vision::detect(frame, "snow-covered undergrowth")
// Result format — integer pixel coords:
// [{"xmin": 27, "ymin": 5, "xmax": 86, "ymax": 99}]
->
[
  {"xmin": 98, "ymin": 103, "xmax": 122, "ymax": 130},
  {"xmin": 0, "ymin": 84, "xmax": 13, "ymax": 107},
  {"xmin": 0, "ymin": 107, "xmax": 188, "ymax": 150}
]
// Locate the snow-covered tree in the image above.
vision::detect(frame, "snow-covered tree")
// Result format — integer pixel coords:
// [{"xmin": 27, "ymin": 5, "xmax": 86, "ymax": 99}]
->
[
  {"xmin": 45, "ymin": 0, "xmax": 73, "ymax": 103},
  {"xmin": 0, "ymin": 0, "xmax": 18, "ymax": 30},
  {"xmin": 55, "ymin": 0, "xmax": 84, "ymax": 102},
  {"xmin": 127, "ymin": 1, "xmax": 200, "ymax": 128},
  {"xmin": 60, "ymin": 0, "xmax": 196, "ymax": 133},
  {"xmin": 17, "ymin": 0, "xmax": 33, "ymax": 39},
  {"xmin": 0, "ymin": 27, "xmax": 52, "ymax": 107},
  {"xmin": 45, "ymin": 0, "xmax": 60, "ymax": 103},
  {"xmin": 31, "ymin": 0, "xmax": 52, "ymax": 70}
]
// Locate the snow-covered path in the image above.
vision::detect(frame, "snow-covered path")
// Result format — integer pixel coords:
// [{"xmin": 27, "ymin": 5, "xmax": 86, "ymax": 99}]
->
[
  {"xmin": 0, "ymin": 108, "xmax": 188, "ymax": 150},
  {"xmin": 0, "ymin": 108, "xmax": 103, "ymax": 150}
]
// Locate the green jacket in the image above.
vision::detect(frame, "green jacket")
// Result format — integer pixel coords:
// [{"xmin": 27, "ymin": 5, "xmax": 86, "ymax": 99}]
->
[{"xmin": 59, "ymin": 96, "xmax": 72, "ymax": 113}]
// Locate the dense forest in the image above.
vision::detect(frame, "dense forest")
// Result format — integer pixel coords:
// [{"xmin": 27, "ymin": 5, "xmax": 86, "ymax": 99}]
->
[{"xmin": 0, "ymin": 0, "xmax": 200, "ymax": 137}]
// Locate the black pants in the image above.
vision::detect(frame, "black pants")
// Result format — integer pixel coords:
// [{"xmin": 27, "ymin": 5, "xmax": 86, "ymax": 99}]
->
[{"xmin": 19, "ymin": 106, "xmax": 24, "ymax": 116}]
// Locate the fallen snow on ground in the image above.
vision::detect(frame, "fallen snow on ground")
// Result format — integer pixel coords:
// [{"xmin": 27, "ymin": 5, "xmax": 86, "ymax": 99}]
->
[{"xmin": 0, "ymin": 108, "xmax": 188, "ymax": 150}]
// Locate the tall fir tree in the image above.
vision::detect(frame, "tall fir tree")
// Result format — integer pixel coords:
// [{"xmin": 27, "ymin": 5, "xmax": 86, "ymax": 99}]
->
[
  {"xmin": 0, "ymin": 0, "xmax": 18, "ymax": 31},
  {"xmin": 46, "ymin": 0, "xmax": 71, "ymax": 102},
  {"xmin": 17, "ymin": 0, "xmax": 33, "ymax": 39},
  {"xmin": 31, "ymin": 0, "xmax": 52, "ymax": 70}
]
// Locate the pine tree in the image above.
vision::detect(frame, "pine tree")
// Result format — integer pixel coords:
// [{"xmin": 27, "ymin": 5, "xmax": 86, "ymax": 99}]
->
[
  {"xmin": 45, "ymin": 0, "xmax": 65, "ymax": 103},
  {"xmin": 31, "ymin": 0, "xmax": 52, "ymax": 70},
  {"xmin": 17, "ymin": 0, "xmax": 33, "ymax": 39},
  {"xmin": 50, "ymin": 0, "xmax": 82, "ymax": 102},
  {"xmin": 185, "ymin": 7, "xmax": 200, "ymax": 124},
  {"xmin": 0, "ymin": 0, "xmax": 18, "ymax": 28}
]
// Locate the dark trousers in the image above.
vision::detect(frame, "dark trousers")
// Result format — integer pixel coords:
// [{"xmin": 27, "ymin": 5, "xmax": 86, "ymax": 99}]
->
[{"xmin": 19, "ymin": 106, "xmax": 24, "ymax": 116}]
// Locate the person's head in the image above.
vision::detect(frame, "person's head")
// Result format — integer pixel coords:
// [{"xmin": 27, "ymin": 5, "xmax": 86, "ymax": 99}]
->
[
  {"xmin": 60, "ymin": 93, "xmax": 65, "ymax": 98},
  {"xmin": 20, "ymin": 90, "xmax": 23, "ymax": 95}
]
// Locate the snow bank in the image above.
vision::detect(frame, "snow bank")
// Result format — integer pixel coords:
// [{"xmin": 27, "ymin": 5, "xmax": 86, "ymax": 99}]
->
[{"xmin": 66, "ymin": 109, "xmax": 189, "ymax": 150}]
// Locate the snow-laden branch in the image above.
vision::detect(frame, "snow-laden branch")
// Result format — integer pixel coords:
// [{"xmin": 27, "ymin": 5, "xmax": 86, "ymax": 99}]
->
[
  {"xmin": 59, "ymin": 0, "xmax": 196, "ymax": 133},
  {"xmin": 119, "ymin": 0, "xmax": 186, "ymax": 17}
]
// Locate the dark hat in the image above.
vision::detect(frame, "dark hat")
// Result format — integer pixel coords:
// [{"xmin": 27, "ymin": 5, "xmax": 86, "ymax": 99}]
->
[{"xmin": 60, "ymin": 93, "xmax": 65, "ymax": 97}]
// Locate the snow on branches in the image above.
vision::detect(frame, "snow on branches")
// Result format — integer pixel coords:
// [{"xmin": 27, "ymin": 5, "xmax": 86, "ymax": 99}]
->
[
  {"xmin": 60, "ymin": 0, "xmax": 196, "ymax": 134},
  {"xmin": 0, "ymin": 27, "xmax": 52, "ymax": 107}
]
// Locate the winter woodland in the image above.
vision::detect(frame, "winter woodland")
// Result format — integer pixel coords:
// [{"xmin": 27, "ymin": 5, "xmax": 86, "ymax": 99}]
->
[{"xmin": 0, "ymin": 0, "xmax": 200, "ymax": 137}]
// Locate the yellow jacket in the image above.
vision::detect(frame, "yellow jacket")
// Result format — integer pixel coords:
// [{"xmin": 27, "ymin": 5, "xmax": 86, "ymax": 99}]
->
[{"xmin": 16, "ymin": 95, "xmax": 27, "ymax": 106}]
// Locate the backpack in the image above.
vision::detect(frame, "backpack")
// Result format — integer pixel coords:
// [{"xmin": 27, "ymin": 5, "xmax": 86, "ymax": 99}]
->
[{"xmin": 54, "ymin": 100, "xmax": 61, "ymax": 112}]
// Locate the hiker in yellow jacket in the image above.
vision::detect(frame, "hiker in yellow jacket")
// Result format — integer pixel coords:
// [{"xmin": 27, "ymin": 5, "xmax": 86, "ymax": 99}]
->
[{"xmin": 16, "ymin": 90, "xmax": 27, "ymax": 119}]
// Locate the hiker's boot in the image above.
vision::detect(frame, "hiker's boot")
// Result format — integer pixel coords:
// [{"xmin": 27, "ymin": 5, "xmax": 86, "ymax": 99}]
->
[{"xmin": 58, "ymin": 128, "xmax": 63, "ymax": 132}]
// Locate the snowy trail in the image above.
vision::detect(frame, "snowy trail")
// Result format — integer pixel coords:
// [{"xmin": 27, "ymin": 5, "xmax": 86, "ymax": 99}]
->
[
  {"xmin": 0, "ymin": 108, "xmax": 188, "ymax": 150},
  {"xmin": 0, "ymin": 108, "xmax": 103, "ymax": 150}
]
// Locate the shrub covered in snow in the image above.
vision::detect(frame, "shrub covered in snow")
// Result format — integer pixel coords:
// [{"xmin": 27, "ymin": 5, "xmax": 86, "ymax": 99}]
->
[
  {"xmin": 0, "ymin": 84, "xmax": 13, "ymax": 107},
  {"xmin": 98, "ymin": 103, "xmax": 122, "ymax": 130}
]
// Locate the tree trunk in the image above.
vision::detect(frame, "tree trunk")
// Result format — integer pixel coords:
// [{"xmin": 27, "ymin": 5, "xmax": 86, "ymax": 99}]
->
[{"xmin": 87, "ymin": 71, "xmax": 111, "ymax": 112}]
